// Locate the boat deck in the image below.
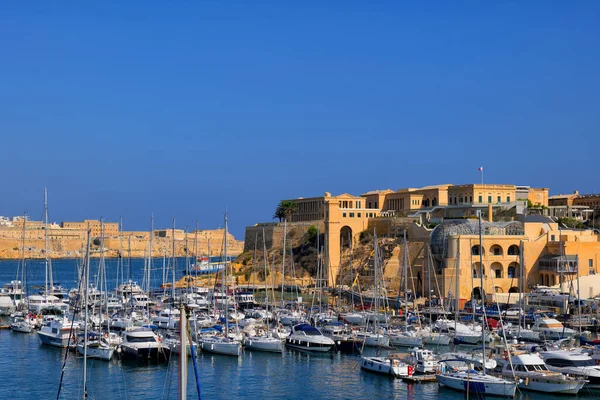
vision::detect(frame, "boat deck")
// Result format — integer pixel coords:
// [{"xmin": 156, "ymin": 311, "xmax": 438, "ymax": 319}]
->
[{"xmin": 401, "ymin": 374, "xmax": 438, "ymax": 383}]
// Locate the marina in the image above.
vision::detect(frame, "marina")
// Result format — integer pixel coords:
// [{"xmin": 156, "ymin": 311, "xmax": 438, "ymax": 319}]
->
[{"xmin": 1, "ymin": 254, "xmax": 600, "ymax": 399}]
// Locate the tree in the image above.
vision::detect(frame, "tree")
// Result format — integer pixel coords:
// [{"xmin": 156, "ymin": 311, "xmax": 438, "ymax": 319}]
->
[
  {"xmin": 306, "ymin": 225, "xmax": 318, "ymax": 244},
  {"xmin": 273, "ymin": 200, "xmax": 297, "ymax": 222}
]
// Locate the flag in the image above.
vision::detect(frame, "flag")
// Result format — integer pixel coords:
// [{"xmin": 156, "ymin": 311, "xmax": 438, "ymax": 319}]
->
[{"xmin": 478, "ymin": 166, "xmax": 483, "ymax": 171}]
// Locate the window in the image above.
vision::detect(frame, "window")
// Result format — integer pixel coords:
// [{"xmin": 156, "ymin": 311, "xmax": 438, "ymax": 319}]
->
[
  {"xmin": 342, "ymin": 213, "xmax": 347, "ymax": 218},
  {"xmin": 589, "ymin": 259, "xmax": 594, "ymax": 268},
  {"xmin": 478, "ymin": 195, "xmax": 482, "ymax": 203},
  {"xmin": 488, "ymin": 196, "xmax": 492, "ymax": 203},
  {"xmin": 375, "ymin": 202, "xmax": 378, "ymax": 208},
  {"xmin": 494, "ymin": 269, "xmax": 503, "ymax": 279},
  {"xmin": 368, "ymin": 202, "xmax": 372, "ymax": 208},
  {"xmin": 349, "ymin": 212, "xmax": 355, "ymax": 218},
  {"xmin": 356, "ymin": 201, "xmax": 360, "ymax": 208},
  {"xmin": 357, "ymin": 213, "xmax": 361, "ymax": 218},
  {"xmin": 497, "ymin": 196, "xmax": 501, "ymax": 203},
  {"xmin": 507, "ymin": 196, "xmax": 511, "ymax": 202},
  {"xmin": 507, "ymin": 266, "xmax": 516, "ymax": 278},
  {"xmin": 473, "ymin": 269, "xmax": 478, "ymax": 278},
  {"xmin": 551, "ymin": 235, "xmax": 556, "ymax": 241},
  {"xmin": 469, "ymin": 196, "xmax": 473, "ymax": 203}
]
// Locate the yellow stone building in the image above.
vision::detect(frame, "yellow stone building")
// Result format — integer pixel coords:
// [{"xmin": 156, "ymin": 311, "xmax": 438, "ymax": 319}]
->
[
  {"xmin": 278, "ymin": 184, "xmax": 580, "ymax": 289},
  {"xmin": 61, "ymin": 220, "xmax": 119, "ymax": 237},
  {"xmin": 427, "ymin": 216, "xmax": 600, "ymax": 302}
]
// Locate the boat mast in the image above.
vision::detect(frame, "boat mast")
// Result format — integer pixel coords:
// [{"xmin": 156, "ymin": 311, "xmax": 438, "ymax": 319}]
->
[
  {"xmin": 262, "ymin": 228, "xmax": 270, "ymax": 331},
  {"xmin": 118, "ymin": 217, "xmax": 123, "ymax": 294},
  {"xmin": 21, "ymin": 211, "xmax": 27, "ymax": 305},
  {"xmin": 403, "ymin": 230, "xmax": 409, "ymax": 320},
  {"xmin": 478, "ymin": 213, "xmax": 486, "ymax": 375},
  {"xmin": 223, "ymin": 213, "xmax": 229, "ymax": 330},
  {"xmin": 373, "ymin": 228, "xmax": 379, "ymax": 339},
  {"xmin": 172, "ymin": 217, "xmax": 176, "ymax": 308},
  {"xmin": 148, "ymin": 214, "xmax": 153, "ymax": 315},
  {"xmin": 44, "ymin": 187, "xmax": 53, "ymax": 294},
  {"xmin": 194, "ymin": 220, "xmax": 199, "ymax": 262},
  {"xmin": 519, "ymin": 240, "xmax": 524, "ymax": 335},
  {"xmin": 281, "ymin": 218, "xmax": 286, "ymax": 308},
  {"xmin": 179, "ymin": 303, "xmax": 188, "ymax": 400},
  {"xmin": 82, "ymin": 229, "xmax": 91, "ymax": 400}
]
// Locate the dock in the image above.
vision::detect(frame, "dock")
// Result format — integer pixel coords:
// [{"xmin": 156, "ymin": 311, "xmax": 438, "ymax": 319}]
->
[{"xmin": 401, "ymin": 374, "xmax": 438, "ymax": 384}]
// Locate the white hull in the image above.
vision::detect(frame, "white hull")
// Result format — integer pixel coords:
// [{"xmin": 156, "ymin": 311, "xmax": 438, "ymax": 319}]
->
[
  {"xmin": 77, "ymin": 343, "xmax": 114, "ymax": 361},
  {"xmin": 389, "ymin": 333, "xmax": 423, "ymax": 347},
  {"xmin": 437, "ymin": 372, "xmax": 516, "ymax": 397},
  {"xmin": 357, "ymin": 334, "xmax": 390, "ymax": 348},
  {"xmin": 198, "ymin": 338, "xmax": 241, "ymax": 356},
  {"xmin": 360, "ymin": 357, "xmax": 409, "ymax": 377},
  {"xmin": 243, "ymin": 336, "xmax": 284, "ymax": 353},
  {"xmin": 514, "ymin": 377, "xmax": 585, "ymax": 394},
  {"xmin": 422, "ymin": 333, "xmax": 451, "ymax": 346},
  {"xmin": 38, "ymin": 331, "xmax": 73, "ymax": 348},
  {"xmin": 10, "ymin": 322, "xmax": 32, "ymax": 333}
]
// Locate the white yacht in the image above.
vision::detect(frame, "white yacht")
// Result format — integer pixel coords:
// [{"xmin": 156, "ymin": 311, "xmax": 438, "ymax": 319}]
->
[
  {"xmin": 76, "ymin": 332, "xmax": 114, "ymax": 361},
  {"xmin": 355, "ymin": 330, "xmax": 390, "ymax": 348},
  {"xmin": 338, "ymin": 312, "xmax": 366, "ymax": 325},
  {"xmin": 120, "ymin": 329, "xmax": 171, "ymax": 362},
  {"xmin": 501, "ymin": 353, "xmax": 586, "ymax": 394},
  {"xmin": 285, "ymin": 324, "xmax": 335, "ymax": 352},
  {"xmin": 405, "ymin": 348, "xmax": 439, "ymax": 374},
  {"xmin": 434, "ymin": 318, "xmax": 481, "ymax": 344},
  {"xmin": 37, "ymin": 316, "xmax": 79, "ymax": 348},
  {"xmin": 440, "ymin": 351, "xmax": 497, "ymax": 371},
  {"xmin": 541, "ymin": 350, "xmax": 600, "ymax": 389},
  {"xmin": 532, "ymin": 318, "xmax": 577, "ymax": 340},
  {"xmin": 198, "ymin": 334, "xmax": 242, "ymax": 356},
  {"xmin": 437, "ymin": 367, "xmax": 516, "ymax": 397},
  {"xmin": 243, "ymin": 330, "xmax": 284, "ymax": 353},
  {"xmin": 360, "ymin": 353, "xmax": 411, "ymax": 378},
  {"xmin": 27, "ymin": 295, "xmax": 69, "ymax": 314},
  {"xmin": 10, "ymin": 315, "xmax": 33, "ymax": 333},
  {"xmin": 152, "ymin": 308, "xmax": 181, "ymax": 330},
  {"xmin": 388, "ymin": 326, "xmax": 423, "ymax": 347},
  {"xmin": 0, "ymin": 293, "xmax": 15, "ymax": 315}
]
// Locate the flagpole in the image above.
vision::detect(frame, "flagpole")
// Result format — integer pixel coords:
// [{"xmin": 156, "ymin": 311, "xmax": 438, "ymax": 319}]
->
[{"xmin": 480, "ymin": 167, "xmax": 484, "ymax": 185}]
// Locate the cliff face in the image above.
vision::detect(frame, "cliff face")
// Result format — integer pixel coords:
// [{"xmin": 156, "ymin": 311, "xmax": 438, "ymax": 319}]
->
[
  {"xmin": 233, "ymin": 230, "xmax": 426, "ymax": 291},
  {"xmin": 0, "ymin": 229, "xmax": 244, "ymax": 259}
]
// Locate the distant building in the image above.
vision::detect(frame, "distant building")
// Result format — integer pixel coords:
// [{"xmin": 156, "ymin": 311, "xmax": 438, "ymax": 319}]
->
[{"xmin": 61, "ymin": 220, "xmax": 119, "ymax": 237}]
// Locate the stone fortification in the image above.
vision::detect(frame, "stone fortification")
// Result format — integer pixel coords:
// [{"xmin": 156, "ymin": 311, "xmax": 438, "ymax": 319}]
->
[
  {"xmin": 243, "ymin": 221, "xmax": 325, "ymax": 252},
  {"xmin": 0, "ymin": 227, "xmax": 243, "ymax": 259}
]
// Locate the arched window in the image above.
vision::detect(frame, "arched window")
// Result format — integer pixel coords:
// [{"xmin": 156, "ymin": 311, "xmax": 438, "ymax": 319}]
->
[
  {"xmin": 471, "ymin": 245, "xmax": 484, "ymax": 256},
  {"xmin": 507, "ymin": 262, "xmax": 519, "ymax": 278},
  {"xmin": 507, "ymin": 245, "xmax": 520, "ymax": 256},
  {"xmin": 491, "ymin": 262, "xmax": 503, "ymax": 278},
  {"xmin": 490, "ymin": 245, "xmax": 503, "ymax": 256},
  {"xmin": 508, "ymin": 287, "xmax": 519, "ymax": 293}
]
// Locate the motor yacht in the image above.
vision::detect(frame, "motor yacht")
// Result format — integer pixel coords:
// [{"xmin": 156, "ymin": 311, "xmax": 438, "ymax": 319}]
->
[
  {"xmin": 501, "ymin": 353, "xmax": 586, "ymax": 394},
  {"xmin": 119, "ymin": 328, "xmax": 171, "ymax": 362},
  {"xmin": 37, "ymin": 316, "xmax": 79, "ymax": 348},
  {"xmin": 360, "ymin": 353, "xmax": 411, "ymax": 378},
  {"xmin": 540, "ymin": 350, "xmax": 600, "ymax": 389},
  {"xmin": 285, "ymin": 324, "xmax": 335, "ymax": 352}
]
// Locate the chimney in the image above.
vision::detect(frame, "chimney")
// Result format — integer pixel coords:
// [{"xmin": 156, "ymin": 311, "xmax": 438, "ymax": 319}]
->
[{"xmin": 487, "ymin": 203, "xmax": 493, "ymax": 222}]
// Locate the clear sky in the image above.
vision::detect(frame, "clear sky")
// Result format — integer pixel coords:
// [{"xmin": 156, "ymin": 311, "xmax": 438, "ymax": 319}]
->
[{"xmin": 1, "ymin": 1, "xmax": 598, "ymax": 238}]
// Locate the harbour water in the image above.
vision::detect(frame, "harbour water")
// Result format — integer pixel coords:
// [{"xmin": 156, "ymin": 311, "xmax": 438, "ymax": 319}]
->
[{"xmin": 0, "ymin": 259, "xmax": 598, "ymax": 399}]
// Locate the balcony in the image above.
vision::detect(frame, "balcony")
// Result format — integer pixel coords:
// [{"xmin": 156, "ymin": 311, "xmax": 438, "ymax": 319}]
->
[{"xmin": 538, "ymin": 255, "xmax": 578, "ymax": 274}]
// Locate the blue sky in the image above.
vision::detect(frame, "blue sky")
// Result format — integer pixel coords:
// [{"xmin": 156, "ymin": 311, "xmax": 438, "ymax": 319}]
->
[{"xmin": 1, "ymin": 1, "xmax": 598, "ymax": 238}]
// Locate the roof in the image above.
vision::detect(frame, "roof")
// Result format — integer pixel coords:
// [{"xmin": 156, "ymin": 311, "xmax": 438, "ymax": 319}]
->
[{"xmin": 511, "ymin": 353, "xmax": 545, "ymax": 365}]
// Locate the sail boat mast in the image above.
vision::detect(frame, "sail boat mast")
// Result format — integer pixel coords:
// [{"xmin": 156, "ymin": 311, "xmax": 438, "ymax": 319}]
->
[
  {"xmin": 403, "ymin": 230, "xmax": 409, "ymax": 319},
  {"xmin": 148, "ymin": 215, "xmax": 154, "ymax": 314},
  {"xmin": 82, "ymin": 229, "xmax": 91, "ymax": 400},
  {"xmin": 21, "ymin": 211, "xmax": 27, "ymax": 306},
  {"xmin": 478, "ymin": 213, "xmax": 486, "ymax": 375},
  {"xmin": 44, "ymin": 187, "xmax": 53, "ymax": 294}
]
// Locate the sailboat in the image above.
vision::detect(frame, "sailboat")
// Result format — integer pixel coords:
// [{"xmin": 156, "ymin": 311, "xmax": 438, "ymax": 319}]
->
[
  {"xmin": 76, "ymin": 223, "xmax": 114, "ymax": 361},
  {"xmin": 437, "ymin": 214, "xmax": 517, "ymax": 397},
  {"xmin": 243, "ymin": 228, "xmax": 284, "ymax": 353},
  {"xmin": 197, "ymin": 213, "xmax": 242, "ymax": 357},
  {"xmin": 388, "ymin": 231, "xmax": 424, "ymax": 348},
  {"xmin": 358, "ymin": 230, "xmax": 391, "ymax": 351}
]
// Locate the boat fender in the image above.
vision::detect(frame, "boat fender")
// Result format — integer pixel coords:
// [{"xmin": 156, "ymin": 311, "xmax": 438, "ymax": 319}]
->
[{"xmin": 408, "ymin": 365, "xmax": 413, "ymax": 377}]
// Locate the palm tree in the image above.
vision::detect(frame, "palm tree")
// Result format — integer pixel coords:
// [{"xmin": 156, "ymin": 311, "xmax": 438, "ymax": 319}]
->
[{"xmin": 273, "ymin": 200, "xmax": 297, "ymax": 222}]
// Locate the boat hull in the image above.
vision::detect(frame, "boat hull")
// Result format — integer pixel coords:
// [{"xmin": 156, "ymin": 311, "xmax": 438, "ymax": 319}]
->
[
  {"xmin": 437, "ymin": 373, "xmax": 515, "ymax": 397},
  {"xmin": 285, "ymin": 338, "xmax": 333, "ymax": 352},
  {"xmin": 243, "ymin": 337, "xmax": 283, "ymax": 353},
  {"xmin": 38, "ymin": 331, "xmax": 72, "ymax": 348},
  {"xmin": 198, "ymin": 339, "xmax": 242, "ymax": 356},
  {"xmin": 77, "ymin": 344, "xmax": 114, "ymax": 361},
  {"xmin": 119, "ymin": 345, "xmax": 171, "ymax": 363}
]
